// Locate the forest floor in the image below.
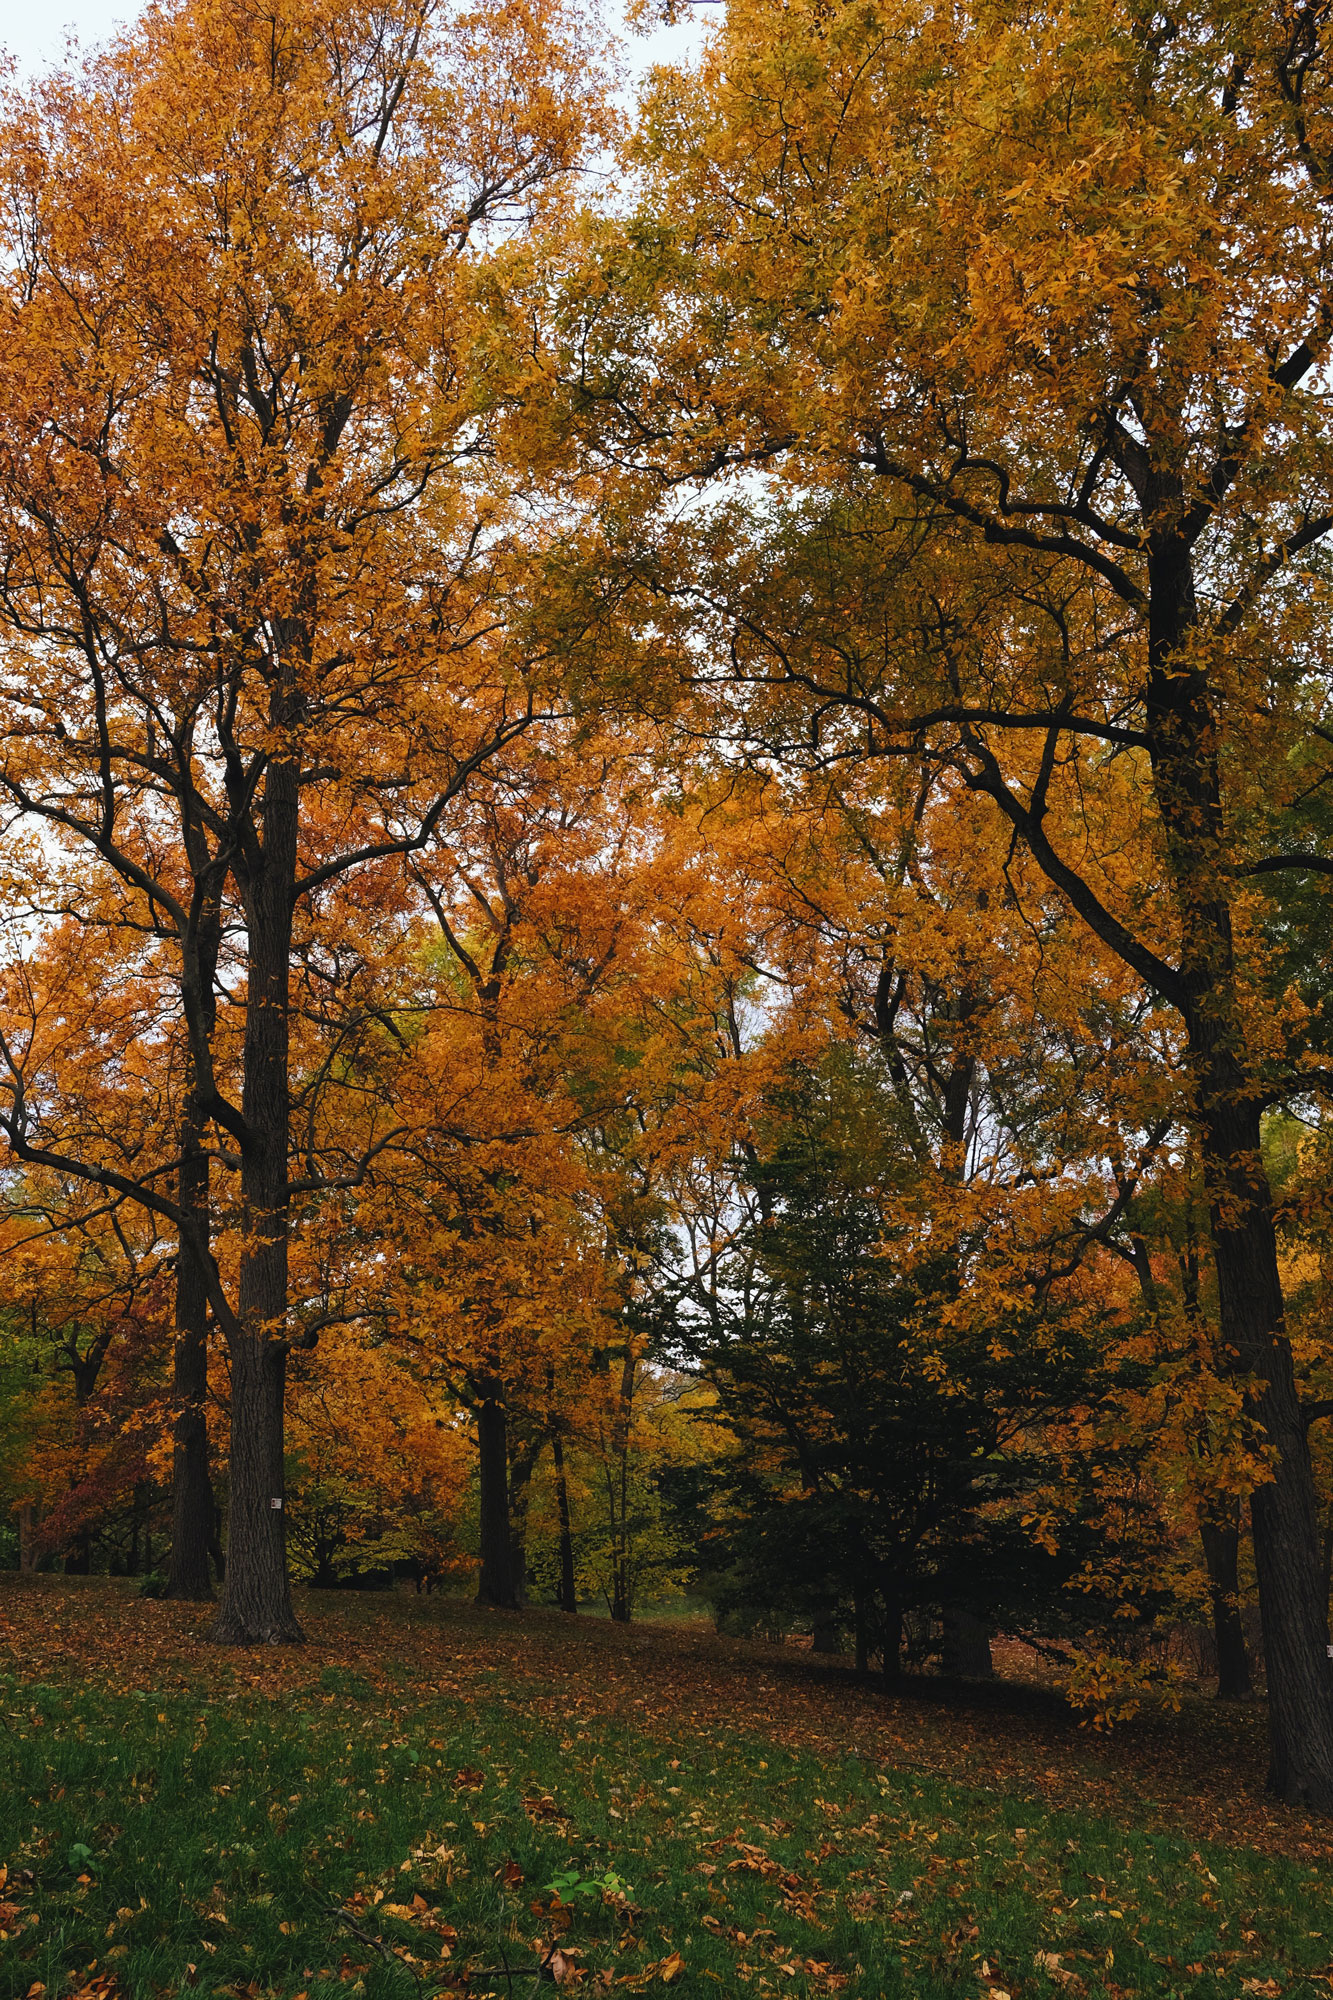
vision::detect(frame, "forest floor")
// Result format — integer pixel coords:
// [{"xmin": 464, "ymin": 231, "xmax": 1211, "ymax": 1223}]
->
[{"xmin": 1, "ymin": 1576, "xmax": 1331, "ymax": 2000}]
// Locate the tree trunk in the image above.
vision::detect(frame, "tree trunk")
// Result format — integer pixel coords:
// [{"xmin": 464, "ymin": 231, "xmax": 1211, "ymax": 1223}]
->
[
  {"xmin": 165, "ymin": 1112, "xmax": 216, "ymax": 1599},
  {"xmin": 1200, "ymin": 1504, "xmax": 1252, "ymax": 1701},
  {"xmin": 166, "ymin": 890, "xmax": 220, "ymax": 1602},
  {"xmin": 811, "ymin": 1603, "xmax": 841, "ymax": 1654},
  {"xmin": 608, "ymin": 1348, "xmax": 636, "ymax": 1624},
  {"xmin": 1145, "ymin": 527, "xmax": 1333, "ymax": 1805},
  {"xmin": 210, "ymin": 1336, "xmax": 299, "ymax": 1641},
  {"xmin": 476, "ymin": 1394, "xmax": 517, "ymax": 1607},
  {"xmin": 210, "ymin": 740, "xmax": 303, "ymax": 1646},
  {"xmin": 853, "ymin": 1587, "xmax": 869, "ymax": 1674},
  {"xmin": 553, "ymin": 1433, "xmax": 577, "ymax": 1614},
  {"xmin": 18, "ymin": 1503, "xmax": 36, "ymax": 1572},
  {"xmin": 1195, "ymin": 1090, "xmax": 1329, "ymax": 1786},
  {"xmin": 881, "ymin": 1592, "xmax": 903, "ymax": 1684},
  {"xmin": 942, "ymin": 1607, "xmax": 994, "ymax": 1679},
  {"xmin": 507, "ymin": 1437, "xmax": 540, "ymax": 1610}
]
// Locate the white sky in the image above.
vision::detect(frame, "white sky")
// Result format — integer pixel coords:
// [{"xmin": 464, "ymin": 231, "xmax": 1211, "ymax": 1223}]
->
[
  {"xmin": 0, "ymin": 0, "xmax": 124, "ymax": 70},
  {"xmin": 0, "ymin": 0, "xmax": 711, "ymax": 81}
]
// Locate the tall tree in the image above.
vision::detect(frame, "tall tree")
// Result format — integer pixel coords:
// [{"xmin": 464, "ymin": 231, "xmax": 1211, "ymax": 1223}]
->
[
  {"xmin": 554, "ymin": 0, "xmax": 1333, "ymax": 1804},
  {"xmin": 0, "ymin": 0, "xmax": 609, "ymax": 1640}
]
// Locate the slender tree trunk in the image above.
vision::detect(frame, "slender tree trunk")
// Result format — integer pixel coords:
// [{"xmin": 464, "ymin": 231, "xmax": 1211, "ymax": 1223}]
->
[
  {"xmin": 1200, "ymin": 1503, "xmax": 1252, "ymax": 1701},
  {"xmin": 62, "ymin": 1349, "xmax": 101, "ymax": 1576},
  {"xmin": 210, "ymin": 741, "xmax": 303, "ymax": 1645},
  {"xmin": 811, "ymin": 1603, "xmax": 841, "ymax": 1654},
  {"xmin": 476, "ymin": 1394, "xmax": 517, "ymax": 1608},
  {"xmin": 165, "ymin": 1111, "xmax": 216, "ymax": 1600},
  {"xmin": 853, "ymin": 1587, "xmax": 869, "ymax": 1674},
  {"xmin": 507, "ymin": 1437, "xmax": 539, "ymax": 1610},
  {"xmin": 882, "ymin": 1592, "xmax": 903, "ymax": 1684},
  {"xmin": 166, "ymin": 892, "xmax": 220, "ymax": 1602},
  {"xmin": 553, "ymin": 1433, "xmax": 577, "ymax": 1614},
  {"xmin": 18, "ymin": 1504, "xmax": 36, "ymax": 1573},
  {"xmin": 609, "ymin": 1348, "xmax": 636, "ymax": 1624}
]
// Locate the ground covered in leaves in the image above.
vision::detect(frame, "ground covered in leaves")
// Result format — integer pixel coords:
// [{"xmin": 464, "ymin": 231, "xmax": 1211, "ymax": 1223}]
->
[{"xmin": 1, "ymin": 1578, "xmax": 1330, "ymax": 2000}]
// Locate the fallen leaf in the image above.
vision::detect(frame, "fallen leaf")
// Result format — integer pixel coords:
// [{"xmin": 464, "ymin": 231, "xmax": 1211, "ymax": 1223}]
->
[{"xmin": 1034, "ymin": 1953, "xmax": 1085, "ymax": 1993}]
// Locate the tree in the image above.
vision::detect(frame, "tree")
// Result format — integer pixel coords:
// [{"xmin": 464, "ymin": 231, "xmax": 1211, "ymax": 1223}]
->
[
  {"xmin": 551, "ymin": 0, "xmax": 1333, "ymax": 1803},
  {"xmin": 0, "ymin": 0, "xmax": 610, "ymax": 1639}
]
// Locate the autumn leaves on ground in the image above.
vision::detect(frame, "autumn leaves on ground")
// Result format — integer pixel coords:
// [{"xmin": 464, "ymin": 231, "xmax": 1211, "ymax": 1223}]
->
[
  {"xmin": 2, "ymin": 1578, "xmax": 1332, "ymax": 2000},
  {"xmin": 6, "ymin": 0, "xmax": 1333, "ymax": 1997}
]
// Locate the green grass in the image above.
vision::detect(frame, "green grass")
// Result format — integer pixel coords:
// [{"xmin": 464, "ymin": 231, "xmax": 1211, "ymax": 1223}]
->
[{"xmin": 1, "ymin": 1636, "xmax": 1331, "ymax": 1998}]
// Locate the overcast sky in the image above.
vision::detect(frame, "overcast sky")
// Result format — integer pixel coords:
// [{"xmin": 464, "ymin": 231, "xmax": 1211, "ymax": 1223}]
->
[
  {"xmin": 0, "ymin": 0, "xmax": 123, "ymax": 70},
  {"xmin": 0, "ymin": 0, "xmax": 710, "ymax": 83}
]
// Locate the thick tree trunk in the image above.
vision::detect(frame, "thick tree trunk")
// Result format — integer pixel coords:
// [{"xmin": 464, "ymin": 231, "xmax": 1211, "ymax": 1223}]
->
[
  {"xmin": 476, "ymin": 1394, "xmax": 517, "ymax": 1607},
  {"xmin": 210, "ymin": 741, "xmax": 303, "ymax": 1645},
  {"xmin": 210, "ymin": 1336, "xmax": 299, "ymax": 1642},
  {"xmin": 1185, "ymin": 1041, "xmax": 1329, "ymax": 1777},
  {"xmin": 1204, "ymin": 1111, "xmax": 1328, "ymax": 1784},
  {"xmin": 1145, "ymin": 528, "xmax": 1333, "ymax": 1804},
  {"xmin": 942, "ymin": 1607, "xmax": 993, "ymax": 1679},
  {"xmin": 1200, "ymin": 1504, "xmax": 1252, "ymax": 1701},
  {"xmin": 553, "ymin": 1433, "xmax": 577, "ymax": 1613}
]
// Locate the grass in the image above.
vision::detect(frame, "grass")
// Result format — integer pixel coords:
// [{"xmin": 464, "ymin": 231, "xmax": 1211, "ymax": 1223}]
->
[{"xmin": 1, "ymin": 1581, "xmax": 1331, "ymax": 2000}]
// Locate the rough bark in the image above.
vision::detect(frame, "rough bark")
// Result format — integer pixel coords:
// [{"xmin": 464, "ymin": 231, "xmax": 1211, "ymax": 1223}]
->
[
  {"xmin": 210, "ymin": 1336, "xmax": 298, "ymax": 1641},
  {"xmin": 210, "ymin": 740, "xmax": 303, "ymax": 1645},
  {"xmin": 476, "ymin": 1393, "xmax": 518, "ymax": 1607}
]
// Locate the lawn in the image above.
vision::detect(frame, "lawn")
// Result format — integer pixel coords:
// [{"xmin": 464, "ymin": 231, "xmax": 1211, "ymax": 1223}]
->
[{"xmin": 1, "ymin": 1578, "xmax": 1330, "ymax": 2000}]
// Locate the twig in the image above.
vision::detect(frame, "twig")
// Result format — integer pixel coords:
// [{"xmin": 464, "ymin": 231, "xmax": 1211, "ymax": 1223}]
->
[
  {"xmin": 318, "ymin": 1894, "xmax": 428, "ymax": 1997},
  {"xmin": 317, "ymin": 1889, "xmax": 558, "ymax": 1993}
]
